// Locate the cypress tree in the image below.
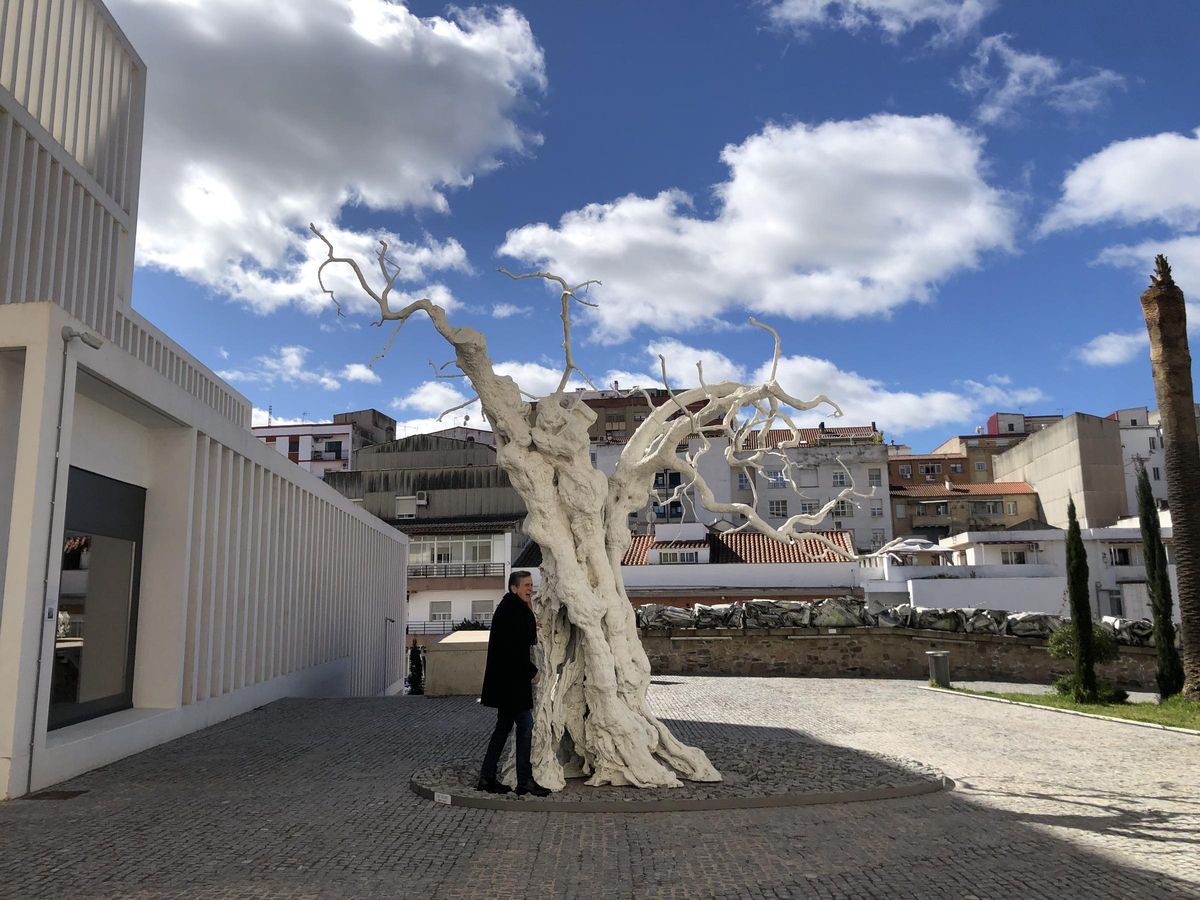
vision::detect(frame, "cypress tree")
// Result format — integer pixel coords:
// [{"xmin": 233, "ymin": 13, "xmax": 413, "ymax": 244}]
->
[
  {"xmin": 1137, "ymin": 462, "xmax": 1185, "ymax": 697},
  {"xmin": 1066, "ymin": 497, "xmax": 1098, "ymax": 702}
]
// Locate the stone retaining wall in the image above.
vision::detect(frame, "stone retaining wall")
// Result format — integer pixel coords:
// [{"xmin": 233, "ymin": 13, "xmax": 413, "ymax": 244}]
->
[{"xmin": 640, "ymin": 627, "xmax": 1158, "ymax": 689}]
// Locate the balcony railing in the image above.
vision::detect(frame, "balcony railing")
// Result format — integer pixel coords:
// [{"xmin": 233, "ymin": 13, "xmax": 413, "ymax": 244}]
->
[{"xmin": 407, "ymin": 563, "xmax": 506, "ymax": 578}]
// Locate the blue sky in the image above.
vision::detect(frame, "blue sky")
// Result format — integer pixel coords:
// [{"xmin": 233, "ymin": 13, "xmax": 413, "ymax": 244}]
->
[{"xmin": 110, "ymin": 0, "xmax": 1200, "ymax": 451}]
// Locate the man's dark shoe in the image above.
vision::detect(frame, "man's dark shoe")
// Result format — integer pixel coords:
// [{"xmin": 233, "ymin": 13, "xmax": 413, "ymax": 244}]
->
[
  {"xmin": 476, "ymin": 776, "xmax": 512, "ymax": 794},
  {"xmin": 516, "ymin": 780, "xmax": 551, "ymax": 797}
]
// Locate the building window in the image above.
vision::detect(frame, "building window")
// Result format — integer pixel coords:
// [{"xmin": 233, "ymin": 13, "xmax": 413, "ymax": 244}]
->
[
  {"xmin": 768, "ymin": 499, "xmax": 788, "ymax": 518},
  {"xmin": 950, "ymin": 463, "xmax": 963, "ymax": 474},
  {"xmin": 470, "ymin": 600, "xmax": 495, "ymax": 623},
  {"xmin": 972, "ymin": 501, "xmax": 1004, "ymax": 515},
  {"xmin": 49, "ymin": 468, "xmax": 146, "ymax": 731},
  {"xmin": 895, "ymin": 503, "xmax": 907, "ymax": 518},
  {"xmin": 590, "ymin": 452, "xmax": 597, "ymax": 465},
  {"xmin": 918, "ymin": 463, "xmax": 942, "ymax": 475},
  {"xmin": 737, "ymin": 471, "xmax": 751, "ymax": 491},
  {"xmin": 429, "ymin": 601, "xmax": 453, "ymax": 622},
  {"xmin": 870, "ymin": 501, "xmax": 884, "ymax": 518},
  {"xmin": 1001, "ymin": 550, "xmax": 1027, "ymax": 565},
  {"xmin": 1131, "ymin": 418, "xmax": 1139, "ymax": 426},
  {"xmin": 766, "ymin": 470, "xmax": 787, "ymax": 489},
  {"xmin": 1007, "ymin": 423, "xmax": 1016, "ymax": 432},
  {"xmin": 288, "ymin": 436, "xmax": 300, "ymax": 453},
  {"xmin": 833, "ymin": 499, "xmax": 853, "ymax": 517},
  {"xmin": 1153, "ymin": 467, "xmax": 1161, "ymax": 481},
  {"xmin": 1149, "ymin": 436, "xmax": 1157, "ymax": 450},
  {"xmin": 798, "ymin": 500, "xmax": 818, "ymax": 515},
  {"xmin": 658, "ymin": 550, "xmax": 699, "ymax": 565},
  {"xmin": 919, "ymin": 502, "xmax": 948, "ymax": 516},
  {"xmin": 868, "ymin": 468, "xmax": 882, "ymax": 487},
  {"xmin": 975, "ymin": 461, "xmax": 986, "ymax": 472},
  {"xmin": 1005, "ymin": 501, "xmax": 1017, "ymax": 515},
  {"xmin": 1109, "ymin": 547, "xmax": 1134, "ymax": 566},
  {"xmin": 326, "ymin": 440, "xmax": 343, "ymax": 460},
  {"xmin": 898, "ymin": 464, "xmax": 911, "ymax": 479},
  {"xmin": 832, "ymin": 470, "xmax": 848, "ymax": 487},
  {"xmin": 871, "ymin": 529, "xmax": 886, "ymax": 549}
]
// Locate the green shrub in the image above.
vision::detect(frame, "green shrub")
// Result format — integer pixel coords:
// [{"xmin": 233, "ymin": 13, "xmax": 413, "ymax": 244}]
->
[
  {"xmin": 452, "ymin": 618, "xmax": 489, "ymax": 631},
  {"xmin": 1048, "ymin": 623, "xmax": 1119, "ymax": 665},
  {"xmin": 1052, "ymin": 674, "xmax": 1128, "ymax": 704}
]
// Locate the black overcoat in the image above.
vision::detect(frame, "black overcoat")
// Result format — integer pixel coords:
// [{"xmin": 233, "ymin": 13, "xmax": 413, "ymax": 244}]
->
[{"xmin": 480, "ymin": 592, "xmax": 538, "ymax": 710}]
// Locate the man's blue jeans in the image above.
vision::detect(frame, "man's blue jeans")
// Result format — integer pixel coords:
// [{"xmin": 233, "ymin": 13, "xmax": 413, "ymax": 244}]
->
[{"xmin": 480, "ymin": 707, "xmax": 533, "ymax": 785}]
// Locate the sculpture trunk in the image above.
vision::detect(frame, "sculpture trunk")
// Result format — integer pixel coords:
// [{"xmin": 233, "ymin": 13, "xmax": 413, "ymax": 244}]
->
[
  {"xmin": 309, "ymin": 228, "xmax": 855, "ymax": 786},
  {"xmin": 420, "ymin": 318, "xmax": 719, "ymax": 787},
  {"xmin": 1140, "ymin": 255, "xmax": 1200, "ymax": 702}
]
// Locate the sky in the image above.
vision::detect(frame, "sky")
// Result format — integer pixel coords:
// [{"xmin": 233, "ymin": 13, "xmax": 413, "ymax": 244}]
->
[{"xmin": 108, "ymin": 0, "xmax": 1200, "ymax": 452}]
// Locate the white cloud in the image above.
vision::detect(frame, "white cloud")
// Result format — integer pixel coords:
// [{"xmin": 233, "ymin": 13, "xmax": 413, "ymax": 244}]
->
[
  {"xmin": 340, "ymin": 363, "xmax": 381, "ymax": 384},
  {"xmin": 226, "ymin": 225, "xmax": 469, "ymax": 316},
  {"xmin": 219, "ymin": 345, "xmax": 341, "ymax": 391},
  {"xmin": 1041, "ymin": 128, "xmax": 1200, "ymax": 234},
  {"xmin": 501, "ymin": 115, "xmax": 1015, "ymax": 342},
  {"xmin": 957, "ymin": 34, "xmax": 1123, "ymax": 126},
  {"xmin": 218, "ymin": 347, "xmax": 230, "ymax": 360},
  {"xmin": 392, "ymin": 381, "xmax": 470, "ymax": 415},
  {"xmin": 108, "ymin": 0, "xmax": 544, "ymax": 311},
  {"xmin": 746, "ymin": 356, "xmax": 1043, "ymax": 434},
  {"xmin": 766, "ymin": 0, "xmax": 993, "ymax": 39},
  {"xmin": 492, "ymin": 303, "xmax": 532, "ymax": 318},
  {"xmin": 645, "ymin": 339, "xmax": 748, "ymax": 385},
  {"xmin": 1075, "ymin": 331, "xmax": 1148, "ymax": 367}
]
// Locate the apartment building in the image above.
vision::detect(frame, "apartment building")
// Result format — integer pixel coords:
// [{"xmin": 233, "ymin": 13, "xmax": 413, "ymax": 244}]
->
[
  {"xmin": 253, "ymin": 420, "xmax": 354, "ymax": 477},
  {"xmin": 890, "ymin": 481, "xmax": 1040, "ymax": 541},
  {"xmin": 0, "ymin": 0, "xmax": 405, "ymax": 798},
  {"xmin": 323, "ymin": 434, "xmax": 529, "ymax": 646}
]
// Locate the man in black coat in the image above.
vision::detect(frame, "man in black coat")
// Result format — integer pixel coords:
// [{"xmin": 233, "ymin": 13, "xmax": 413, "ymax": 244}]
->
[{"xmin": 477, "ymin": 570, "xmax": 550, "ymax": 796}]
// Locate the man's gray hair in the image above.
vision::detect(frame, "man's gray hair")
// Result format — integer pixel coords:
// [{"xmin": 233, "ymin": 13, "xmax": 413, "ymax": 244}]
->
[{"xmin": 508, "ymin": 569, "xmax": 532, "ymax": 590}]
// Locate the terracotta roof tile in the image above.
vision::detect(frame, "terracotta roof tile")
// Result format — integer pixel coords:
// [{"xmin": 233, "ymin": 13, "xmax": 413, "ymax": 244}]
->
[{"xmin": 890, "ymin": 481, "xmax": 1037, "ymax": 498}]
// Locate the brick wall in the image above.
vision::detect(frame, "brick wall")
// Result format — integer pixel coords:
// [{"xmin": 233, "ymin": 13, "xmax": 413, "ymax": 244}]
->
[{"xmin": 640, "ymin": 627, "xmax": 1158, "ymax": 689}]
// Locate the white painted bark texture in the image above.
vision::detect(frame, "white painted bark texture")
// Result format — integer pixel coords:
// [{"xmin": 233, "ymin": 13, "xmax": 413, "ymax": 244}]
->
[{"xmin": 312, "ymin": 227, "xmax": 860, "ymax": 789}]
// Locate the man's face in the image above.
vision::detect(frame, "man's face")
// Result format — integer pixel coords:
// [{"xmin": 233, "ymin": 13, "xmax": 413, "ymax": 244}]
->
[{"xmin": 514, "ymin": 576, "xmax": 533, "ymax": 604}]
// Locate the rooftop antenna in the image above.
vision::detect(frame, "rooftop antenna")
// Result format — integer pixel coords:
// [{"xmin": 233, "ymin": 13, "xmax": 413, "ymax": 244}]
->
[{"xmin": 267, "ymin": 405, "xmax": 273, "ymax": 426}]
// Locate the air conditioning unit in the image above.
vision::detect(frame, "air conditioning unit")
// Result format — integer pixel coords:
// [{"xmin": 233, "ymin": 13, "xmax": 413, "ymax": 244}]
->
[{"xmin": 415, "ymin": 490, "xmax": 428, "ymax": 506}]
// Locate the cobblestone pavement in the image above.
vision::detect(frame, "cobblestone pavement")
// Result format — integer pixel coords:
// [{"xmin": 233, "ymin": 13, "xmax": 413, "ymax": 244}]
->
[{"xmin": 1, "ymin": 677, "xmax": 1197, "ymax": 899}]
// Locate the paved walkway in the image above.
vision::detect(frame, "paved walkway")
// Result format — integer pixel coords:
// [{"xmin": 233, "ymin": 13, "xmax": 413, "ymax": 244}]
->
[{"xmin": 1, "ymin": 677, "xmax": 1197, "ymax": 899}]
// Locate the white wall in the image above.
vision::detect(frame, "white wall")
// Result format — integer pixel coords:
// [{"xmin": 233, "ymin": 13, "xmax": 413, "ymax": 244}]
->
[
  {"xmin": 0, "ymin": 303, "xmax": 408, "ymax": 799},
  {"xmin": 907, "ymin": 576, "xmax": 1068, "ymax": 614},
  {"xmin": 620, "ymin": 561, "xmax": 858, "ymax": 591},
  {"xmin": 409, "ymin": 588, "xmax": 499, "ymax": 623}
]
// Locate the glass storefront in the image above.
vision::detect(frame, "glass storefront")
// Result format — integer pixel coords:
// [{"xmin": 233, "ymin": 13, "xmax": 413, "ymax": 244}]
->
[{"xmin": 48, "ymin": 468, "xmax": 145, "ymax": 730}]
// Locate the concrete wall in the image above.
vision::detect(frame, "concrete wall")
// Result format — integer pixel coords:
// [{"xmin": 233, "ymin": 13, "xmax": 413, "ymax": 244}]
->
[
  {"xmin": 641, "ymin": 627, "xmax": 1158, "ymax": 689},
  {"xmin": 993, "ymin": 414, "xmax": 1125, "ymax": 528},
  {"xmin": 906, "ymin": 577, "xmax": 1068, "ymax": 615},
  {"xmin": 0, "ymin": 303, "xmax": 408, "ymax": 799},
  {"xmin": 423, "ymin": 631, "xmax": 489, "ymax": 697}
]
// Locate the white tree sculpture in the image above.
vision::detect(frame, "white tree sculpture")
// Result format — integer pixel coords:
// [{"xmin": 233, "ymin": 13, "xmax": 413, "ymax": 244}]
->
[{"xmin": 312, "ymin": 225, "xmax": 861, "ymax": 789}]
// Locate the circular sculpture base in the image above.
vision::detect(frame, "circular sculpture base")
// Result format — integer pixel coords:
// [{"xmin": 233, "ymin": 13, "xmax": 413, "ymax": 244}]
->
[{"xmin": 410, "ymin": 740, "xmax": 951, "ymax": 812}]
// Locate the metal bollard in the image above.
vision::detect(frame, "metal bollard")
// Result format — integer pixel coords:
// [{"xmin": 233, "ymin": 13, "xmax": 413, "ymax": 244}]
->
[{"xmin": 926, "ymin": 650, "xmax": 950, "ymax": 688}]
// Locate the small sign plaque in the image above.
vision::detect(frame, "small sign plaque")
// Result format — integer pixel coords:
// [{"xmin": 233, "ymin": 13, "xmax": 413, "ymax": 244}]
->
[{"xmin": 434, "ymin": 792, "xmax": 452, "ymax": 805}]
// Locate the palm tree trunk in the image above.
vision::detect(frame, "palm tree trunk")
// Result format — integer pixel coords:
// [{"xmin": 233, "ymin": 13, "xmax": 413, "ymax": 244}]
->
[{"xmin": 1140, "ymin": 255, "xmax": 1200, "ymax": 701}]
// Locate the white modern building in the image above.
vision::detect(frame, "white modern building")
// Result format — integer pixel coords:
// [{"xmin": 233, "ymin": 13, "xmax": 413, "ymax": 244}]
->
[
  {"xmin": 253, "ymin": 420, "xmax": 355, "ymax": 478},
  {"xmin": 0, "ymin": 0, "xmax": 407, "ymax": 799},
  {"xmin": 860, "ymin": 527, "xmax": 1175, "ymax": 622}
]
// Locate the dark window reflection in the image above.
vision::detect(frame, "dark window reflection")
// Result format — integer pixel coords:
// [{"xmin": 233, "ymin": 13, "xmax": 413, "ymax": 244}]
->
[{"xmin": 48, "ymin": 468, "xmax": 145, "ymax": 730}]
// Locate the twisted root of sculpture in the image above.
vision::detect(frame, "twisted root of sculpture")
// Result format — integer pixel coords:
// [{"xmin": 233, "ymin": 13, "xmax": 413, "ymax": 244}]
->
[{"xmin": 310, "ymin": 224, "xmax": 862, "ymax": 788}]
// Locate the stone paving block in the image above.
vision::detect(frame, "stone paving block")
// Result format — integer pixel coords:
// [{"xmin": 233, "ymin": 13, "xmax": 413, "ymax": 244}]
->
[{"xmin": 0, "ymin": 678, "xmax": 1197, "ymax": 898}]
